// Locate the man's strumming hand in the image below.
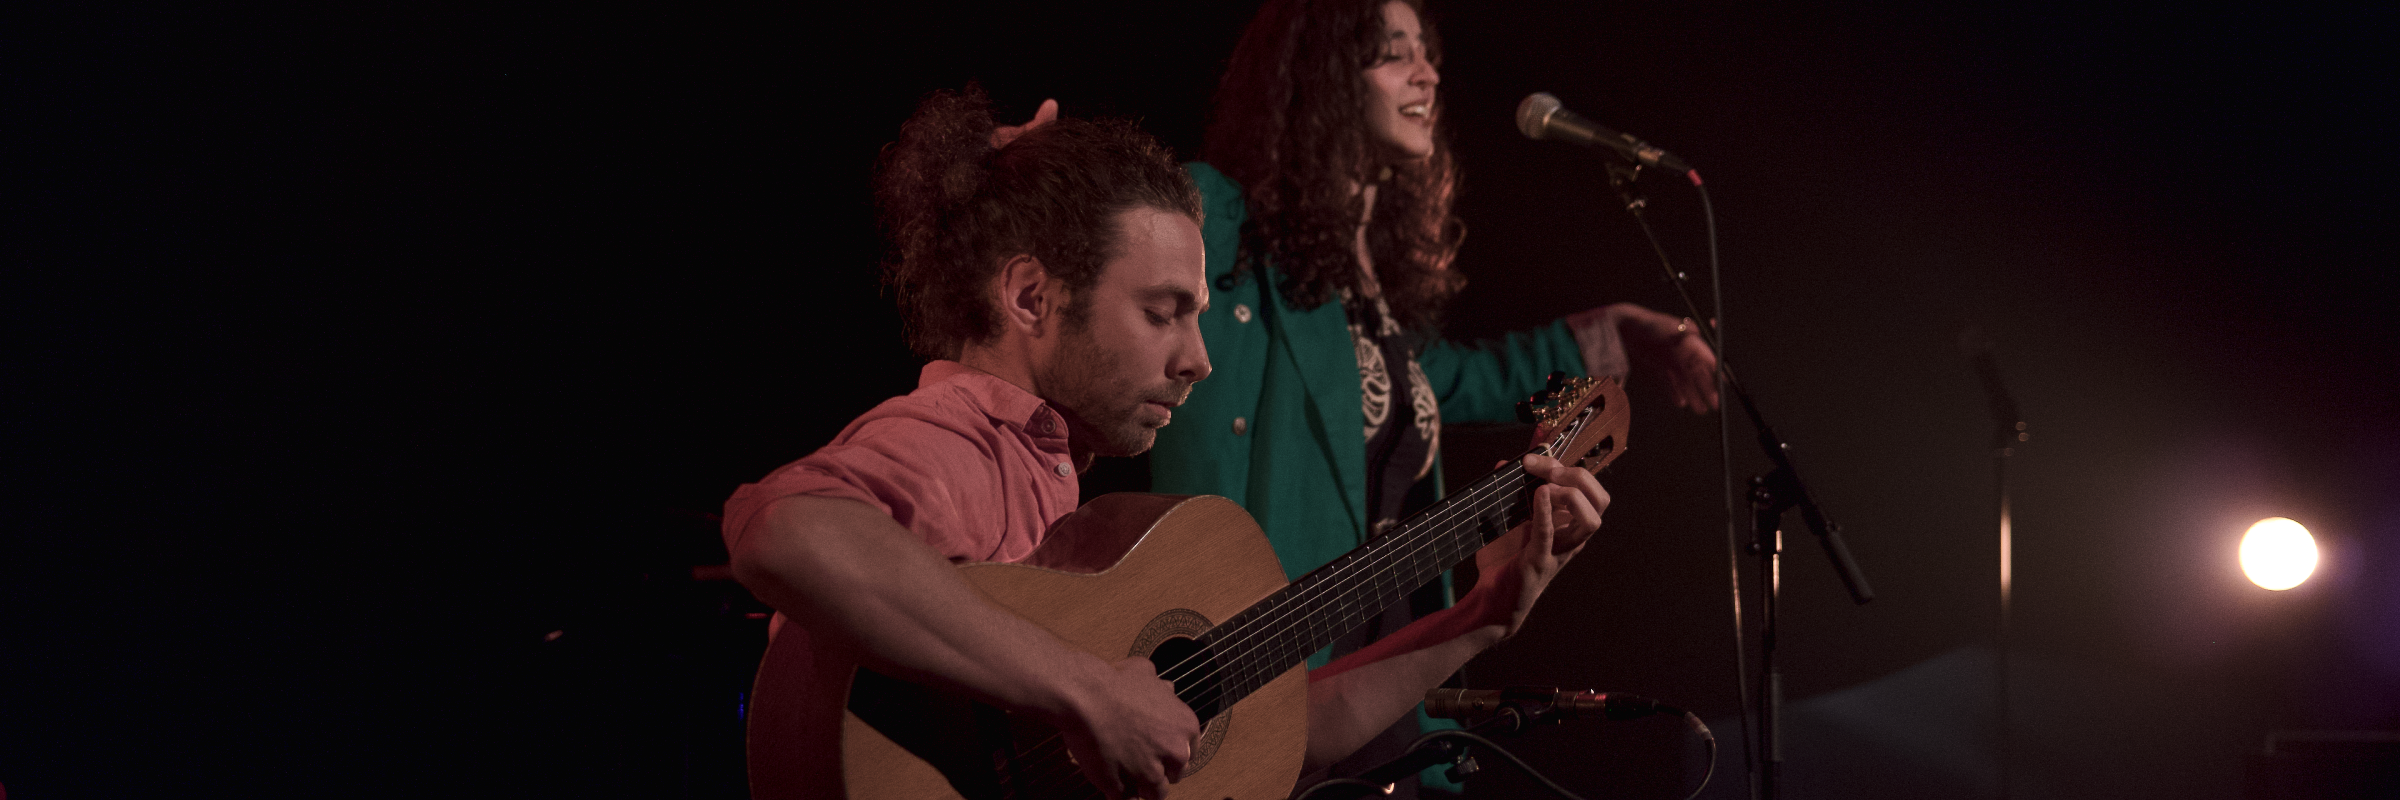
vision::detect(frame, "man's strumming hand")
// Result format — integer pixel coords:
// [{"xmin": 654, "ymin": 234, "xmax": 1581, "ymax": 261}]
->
[{"xmin": 1044, "ymin": 654, "xmax": 1201, "ymax": 800}]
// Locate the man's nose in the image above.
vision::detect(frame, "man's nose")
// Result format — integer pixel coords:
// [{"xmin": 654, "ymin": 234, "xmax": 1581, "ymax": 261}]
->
[{"xmin": 1176, "ymin": 335, "xmax": 1211, "ymax": 384}]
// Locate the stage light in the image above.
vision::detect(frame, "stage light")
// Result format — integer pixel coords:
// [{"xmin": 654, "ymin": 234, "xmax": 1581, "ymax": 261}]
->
[{"xmin": 2239, "ymin": 517, "xmax": 2317, "ymax": 591}]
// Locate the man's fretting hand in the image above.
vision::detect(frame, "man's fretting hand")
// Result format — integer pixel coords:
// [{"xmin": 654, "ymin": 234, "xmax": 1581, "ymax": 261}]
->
[{"xmin": 1470, "ymin": 453, "xmax": 1609, "ymax": 638}]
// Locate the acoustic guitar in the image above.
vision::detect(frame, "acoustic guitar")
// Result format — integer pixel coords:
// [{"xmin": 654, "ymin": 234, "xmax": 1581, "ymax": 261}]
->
[{"xmin": 747, "ymin": 374, "xmax": 1628, "ymax": 799}]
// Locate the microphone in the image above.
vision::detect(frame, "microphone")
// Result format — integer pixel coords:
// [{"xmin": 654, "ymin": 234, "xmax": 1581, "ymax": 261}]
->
[
  {"xmin": 1425, "ymin": 686, "xmax": 1671, "ymax": 724},
  {"xmin": 1516, "ymin": 92, "xmax": 1694, "ymax": 178}
]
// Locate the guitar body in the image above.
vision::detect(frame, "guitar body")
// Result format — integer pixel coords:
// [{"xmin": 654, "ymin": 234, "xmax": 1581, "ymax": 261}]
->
[
  {"xmin": 749, "ymin": 374, "xmax": 1630, "ymax": 799},
  {"xmin": 748, "ymin": 493, "xmax": 1311, "ymax": 800}
]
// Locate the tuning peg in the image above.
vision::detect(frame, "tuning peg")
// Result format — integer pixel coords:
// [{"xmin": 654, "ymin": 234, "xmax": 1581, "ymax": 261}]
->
[
  {"xmin": 1516, "ymin": 399, "xmax": 1538, "ymax": 424},
  {"xmin": 1544, "ymin": 371, "xmax": 1569, "ymax": 393}
]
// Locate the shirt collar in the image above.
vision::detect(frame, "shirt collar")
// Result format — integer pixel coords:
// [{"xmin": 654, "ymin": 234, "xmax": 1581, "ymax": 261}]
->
[{"xmin": 919, "ymin": 360, "xmax": 1069, "ymax": 442}]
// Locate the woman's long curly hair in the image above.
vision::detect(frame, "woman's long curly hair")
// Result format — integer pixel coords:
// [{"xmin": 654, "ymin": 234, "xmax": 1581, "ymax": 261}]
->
[
  {"xmin": 876, "ymin": 85, "xmax": 1200, "ymax": 360},
  {"xmin": 1204, "ymin": 0, "xmax": 1464, "ymax": 331}
]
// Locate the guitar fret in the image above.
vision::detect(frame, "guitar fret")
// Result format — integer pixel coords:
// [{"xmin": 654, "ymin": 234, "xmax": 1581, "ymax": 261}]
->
[{"xmin": 1198, "ymin": 463, "xmax": 1559, "ymax": 713}]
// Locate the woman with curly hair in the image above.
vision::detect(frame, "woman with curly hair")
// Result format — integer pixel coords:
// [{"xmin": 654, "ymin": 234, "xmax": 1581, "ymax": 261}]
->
[
  {"xmin": 999, "ymin": 1, "xmax": 1712, "ymax": 792},
  {"xmin": 1147, "ymin": 0, "xmax": 1721, "ymax": 793}
]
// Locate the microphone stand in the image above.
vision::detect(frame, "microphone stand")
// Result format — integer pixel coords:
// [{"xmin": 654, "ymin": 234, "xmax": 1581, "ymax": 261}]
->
[
  {"xmin": 1968, "ymin": 339, "xmax": 2026, "ymax": 800},
  {"xmin": 1601, "ymin": 162, "xmax": 1876, "ymax": 800}
]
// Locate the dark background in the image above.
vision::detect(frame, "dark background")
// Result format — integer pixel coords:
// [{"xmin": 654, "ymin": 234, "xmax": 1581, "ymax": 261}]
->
[{"xmin": 8, "ymin": 1, "xmax": 2396, "ymax": 798}]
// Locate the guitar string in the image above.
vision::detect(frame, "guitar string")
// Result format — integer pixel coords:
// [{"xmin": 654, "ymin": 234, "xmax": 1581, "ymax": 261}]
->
[
  {"xmin": 993, "ymin": 396, "xmax": 1612, "ymax": 793},
  {"xmin": 1001, "ymin": 463, "xmax": 1542, "ymax": 795},
  {"xmin": 1163, "ymin": 468, "xmax": 1531, "ymax": 686},
  {"xmin": 998, "ymin": 400, "xmax": 1611, "ymax": 794},
  {"xmin": 1003, "ymin": 460, "xmax": 1566, "ymax": 793},
  {"xmin": 1153, "ymin": 398, "xmax": 1606, "ymax": 693},
  {"xmin": 1000, "ymin": 402, "xmax": 1608, "ymax": 795},
  {"xmin": 1000, "ymin": 470, "xmax": 1530, "ymax": 797},
  {"xmin": 1003, "ymin": 463, "xmax": 1552, "ymax": 795}
]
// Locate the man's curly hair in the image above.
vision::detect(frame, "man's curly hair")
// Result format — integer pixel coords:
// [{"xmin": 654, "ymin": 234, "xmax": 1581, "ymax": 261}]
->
[
  {"xmin": 877, "ymin": 86, "xmax": 1202, "ymax": 360},
  {"xmin": 1204, "ymin": 0, "xmax": 1464, "ymax": 331}
]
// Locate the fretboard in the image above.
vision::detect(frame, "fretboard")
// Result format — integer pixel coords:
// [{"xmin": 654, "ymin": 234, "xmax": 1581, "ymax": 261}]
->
[{"xmin": 1169, "ymin": 463, "xmax": 1538, "ymax": 718}]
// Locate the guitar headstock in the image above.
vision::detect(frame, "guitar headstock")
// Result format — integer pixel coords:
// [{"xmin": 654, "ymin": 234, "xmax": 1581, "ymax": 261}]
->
[{"xmin": 1517, "ymin": 371, "xmax": 1631, "ymax": 476}]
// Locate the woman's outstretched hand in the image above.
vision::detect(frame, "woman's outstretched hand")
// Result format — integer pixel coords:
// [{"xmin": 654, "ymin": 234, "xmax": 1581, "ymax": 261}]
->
[{"xmin": 1567, "ymin": 302, "xmax": 1721, "ymax": 414}]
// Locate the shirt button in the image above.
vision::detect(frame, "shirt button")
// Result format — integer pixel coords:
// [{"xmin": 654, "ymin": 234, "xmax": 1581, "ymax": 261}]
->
[
  {"xmin": 1054, "ymin": 462, "xmax": 1074, "ymax": 478},
  {"xmin": 1231, "ymin": 417, "xmax": 1247, "ymax": 435},
  {"xmin": 1233, "ymin": 303, "xmax": 1252, "ymax": 323}
]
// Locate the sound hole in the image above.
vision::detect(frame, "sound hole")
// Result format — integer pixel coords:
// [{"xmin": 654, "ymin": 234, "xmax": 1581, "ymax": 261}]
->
[
  {"xmin": 1149, "ymin": 636, "xmax": 1223, "ymax": 721},
  {"xmin": 1145, "ymin": 635, "xmax": 1233, "ymax": 777}
]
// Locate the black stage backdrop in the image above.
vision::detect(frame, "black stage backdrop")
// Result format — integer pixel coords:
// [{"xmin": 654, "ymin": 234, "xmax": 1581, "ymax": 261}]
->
[{"xmin": 9, "ymin": 2, "xmax": 2397, "ymax": 798}]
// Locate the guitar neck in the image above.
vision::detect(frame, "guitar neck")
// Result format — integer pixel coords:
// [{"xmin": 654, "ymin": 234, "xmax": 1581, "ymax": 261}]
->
[{"xmin": 1178, "ymin": 463, "xmax": 1537, "ymax": 717}]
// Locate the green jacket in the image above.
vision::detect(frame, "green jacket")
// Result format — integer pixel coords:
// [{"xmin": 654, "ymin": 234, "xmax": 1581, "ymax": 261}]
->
[{"xmin": 1150, "ymin": 162, "xmax": 1590, "ymax": 660}]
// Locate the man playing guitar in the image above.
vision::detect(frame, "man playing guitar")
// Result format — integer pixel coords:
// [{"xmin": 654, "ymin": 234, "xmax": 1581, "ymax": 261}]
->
[{"xmin": 723, "ymin": 87, "xmax": 1609, "ymax": 800}]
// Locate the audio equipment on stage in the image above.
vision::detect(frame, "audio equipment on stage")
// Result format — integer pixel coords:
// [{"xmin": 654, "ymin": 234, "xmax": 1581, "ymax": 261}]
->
[{"xmin": 1425, "ymin": 686, "xmax": 1671, "ymax": 725}]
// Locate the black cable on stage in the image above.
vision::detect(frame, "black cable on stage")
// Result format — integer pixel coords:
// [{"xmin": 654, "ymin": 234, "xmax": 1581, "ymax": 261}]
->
[
  {"xmin": 1290, "ymin": 708, "xmax": 1719, "ymax": 800},
  {"xmin": 1696, "ymin": 181, "xmax": 1756, "ymax": 800}
]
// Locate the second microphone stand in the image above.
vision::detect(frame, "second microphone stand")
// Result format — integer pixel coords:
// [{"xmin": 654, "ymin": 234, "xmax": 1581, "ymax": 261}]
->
[{"xmin": 1601, "ymin": 161, "xmax": 1875, "ymax": 800}]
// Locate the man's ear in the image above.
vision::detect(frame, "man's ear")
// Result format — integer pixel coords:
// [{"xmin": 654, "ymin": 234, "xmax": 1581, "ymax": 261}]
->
[{"xmin": 992, "ymin": 253, "xmax": 1058, "ymax": 337}]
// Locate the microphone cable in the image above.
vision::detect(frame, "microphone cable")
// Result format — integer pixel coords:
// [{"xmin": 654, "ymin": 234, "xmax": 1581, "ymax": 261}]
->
[
  {"xmin": 1291, "ymin": 705, "xmax": 1718, "ymax": 800},
  {"xmin": 1519, "ymin": 93, "xmax": 1758, "ymax": 798},
  {"xmin": 1593, "ymin": 160, "xmax": 1754, "ymax": 798}
]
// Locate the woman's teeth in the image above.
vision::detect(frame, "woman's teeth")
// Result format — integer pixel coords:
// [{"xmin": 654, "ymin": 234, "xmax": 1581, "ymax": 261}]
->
[{"xmin": 1400, "ymin": 103, "xmax": 1429, "ymax": 118}]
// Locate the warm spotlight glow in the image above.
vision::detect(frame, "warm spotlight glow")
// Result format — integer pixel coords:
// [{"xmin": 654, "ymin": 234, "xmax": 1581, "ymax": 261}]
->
[{"xmin": 2240, "ymin": 517, "xmax": 2317, "ymax": 590}]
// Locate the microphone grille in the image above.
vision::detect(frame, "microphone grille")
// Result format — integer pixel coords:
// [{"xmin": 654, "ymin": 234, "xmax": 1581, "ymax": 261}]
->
[{"xmin": 1516, "ymin": 92, "xmax": 1563, "ymax": 140}]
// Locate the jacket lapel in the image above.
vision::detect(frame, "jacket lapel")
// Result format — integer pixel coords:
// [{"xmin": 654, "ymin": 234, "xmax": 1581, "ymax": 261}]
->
[{"xmin": 1259, "ymin": 267, "xmax": 1368, "ymax": 541}]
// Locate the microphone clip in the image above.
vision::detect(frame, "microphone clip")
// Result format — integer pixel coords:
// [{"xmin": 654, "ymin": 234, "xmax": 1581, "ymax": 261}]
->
[
  {"xmin": 1603, "ymin": 160, "xmax": 1648, "ymax": 212},
  {"xmin": 1425, "ymin": 686, "xmax": 1670, "ymax": 736}
]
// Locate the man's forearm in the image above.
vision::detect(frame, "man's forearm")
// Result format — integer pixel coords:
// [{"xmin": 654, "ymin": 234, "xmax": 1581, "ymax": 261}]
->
[
  {"xmin": 1298, "ymin": 469, "xmax": 1601, "ymax": 776},
  {"xmin": 729, "ymin": 495, "xmax": 1102, "ymax": 719},
  {"xmin": 732, "ymin": 494, "xmax": 1204, "ymax": 796},
  {"xmin": 1300, "ymin": 590, "xmax": 1508, "ymax": 774}
]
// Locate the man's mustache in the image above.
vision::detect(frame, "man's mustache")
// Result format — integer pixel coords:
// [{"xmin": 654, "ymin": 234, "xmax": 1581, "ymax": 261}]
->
[{"xmin": 1144, "ymin": 384, "xmax": 1193, "ymax": 408}]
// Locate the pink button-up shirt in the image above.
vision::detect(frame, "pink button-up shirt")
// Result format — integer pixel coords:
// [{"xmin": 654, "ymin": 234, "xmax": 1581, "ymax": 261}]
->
[{"xmin": 722, "ymin": 360, "xmax": 1080, "ymax": 564}]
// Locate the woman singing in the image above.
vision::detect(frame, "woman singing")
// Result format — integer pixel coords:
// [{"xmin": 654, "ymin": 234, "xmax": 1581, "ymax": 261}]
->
[{"xmin": 1147, "ymin": 0, "xmax": 1720, "ymax": 794}]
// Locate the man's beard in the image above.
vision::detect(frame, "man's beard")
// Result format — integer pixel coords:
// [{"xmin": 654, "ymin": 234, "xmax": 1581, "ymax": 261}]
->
[{"xmin": 1041, "ymin": 322, "xmax": 1185, "ymax": 458}]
